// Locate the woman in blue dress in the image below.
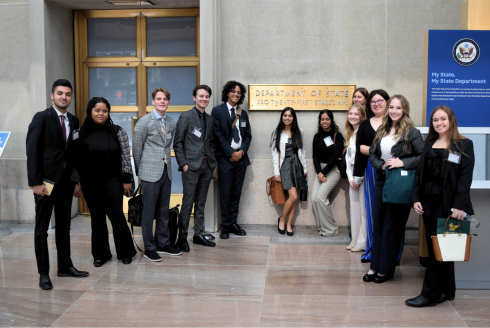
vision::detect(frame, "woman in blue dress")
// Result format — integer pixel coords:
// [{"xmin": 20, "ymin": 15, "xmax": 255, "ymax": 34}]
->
[{"xmin": 353, "ymin": 89, "xmax": 389, "ymax": 262}]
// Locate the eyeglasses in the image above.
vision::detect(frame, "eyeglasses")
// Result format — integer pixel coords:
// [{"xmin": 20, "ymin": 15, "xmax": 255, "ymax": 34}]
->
[
  {"xmin": 370, "ymin": 99, "xmax": 385, "ymax": 106},
  {"xmin": 230, "ymin": 90, "xmax": 242, "ymax": 95}
]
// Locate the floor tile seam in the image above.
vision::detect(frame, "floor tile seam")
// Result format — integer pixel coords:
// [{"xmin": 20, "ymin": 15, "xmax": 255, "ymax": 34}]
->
[
  {"xmin": 261, "ymin": 294, "xmax": 432, "ymax": 299},
  {"xmin": 131, "ymin": 262, "xmax": 269, "ymax": 268},
  {"xmin": 49, "ymin": 288, "xmax": 90, "ymax": 327},
  {"xmin": 87, "ymin": 289, "xmax": 266, "ymax": 297},
  {"xmin": 51, "ymin": 262, "xmax": 117, "ymax": 326},
  {"xmin": 258, "ymin": 242, "xmax": 272, "ymax": 327},
  {"xmin": 448, "ymin": 299, "xmax": 470, "ymax": 328}
]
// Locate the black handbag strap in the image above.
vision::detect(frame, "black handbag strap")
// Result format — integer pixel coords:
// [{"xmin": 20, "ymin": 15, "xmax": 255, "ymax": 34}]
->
[
  {"xmin": 130, "ymin": 184, "xmax": 143, "ymax": 252},
  {"xmin": 131, "ymin": 222, "xmax": 144, "ymax": 253}
]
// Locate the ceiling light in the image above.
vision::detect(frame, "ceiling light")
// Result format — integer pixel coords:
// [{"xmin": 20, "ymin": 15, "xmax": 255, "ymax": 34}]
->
[{"xmin": 107, "ymin": 1, "xmax": 155, "ymax": 5}]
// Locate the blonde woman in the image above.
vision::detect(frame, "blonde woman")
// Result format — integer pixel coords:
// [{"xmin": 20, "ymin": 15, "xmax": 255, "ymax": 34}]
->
[
  {"xmin": 345, "ymin": 104, "xmax": 367, "ymax": 252},
  {"xmin": 362, "ymin": 95, "xmax": 424, "ymax": 284}
]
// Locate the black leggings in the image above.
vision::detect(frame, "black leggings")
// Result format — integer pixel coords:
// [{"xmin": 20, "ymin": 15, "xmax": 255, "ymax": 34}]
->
[{"xmin": 81, "ymin": 175, "xmax": 136, "ymax": 260}]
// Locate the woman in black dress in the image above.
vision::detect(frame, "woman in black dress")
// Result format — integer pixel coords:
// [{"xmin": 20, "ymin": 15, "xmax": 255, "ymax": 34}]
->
[
  {"xmin": 76, "ymin": 97, "xmax": 136, "ymax": 266},
  {"xmin": 406, "ymin": 105, "xmax": 474, "ymax": 307},
  {"xmin": 271, "ymin": 107, "xmax": 307, "ymax": 236},
  {"xmin": 353, "ymin": 89, "xmax": 389, "ymax": 262}
]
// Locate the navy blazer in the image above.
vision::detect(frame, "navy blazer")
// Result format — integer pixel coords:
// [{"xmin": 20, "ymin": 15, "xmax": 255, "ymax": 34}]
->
[
  {"xmin": 211, "ymin": 103, "xmax": 252, "ymax": 166},
  {"xmin": 410, "ymin": 138, "xmax": 475, "ymax": 216},
  {"xmin": 26, "ymin": 106, "xmax": 79, "ymax": 186}
]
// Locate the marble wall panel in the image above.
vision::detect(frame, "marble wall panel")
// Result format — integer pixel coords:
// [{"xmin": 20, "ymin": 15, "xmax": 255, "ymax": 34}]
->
[{"xmin": 0, "ymin": 3, "xmax": 31, "ymax": 159}]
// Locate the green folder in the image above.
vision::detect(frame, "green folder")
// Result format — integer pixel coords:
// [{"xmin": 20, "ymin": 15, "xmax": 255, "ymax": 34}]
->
[{"xmin": 437, "ymin": 217, "xmax": 470, "ymax": 235}]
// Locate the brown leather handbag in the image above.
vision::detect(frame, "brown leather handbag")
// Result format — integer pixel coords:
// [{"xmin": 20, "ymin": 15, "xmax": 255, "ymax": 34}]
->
[{"xmin": 267, "ymin": 153, "xmax": 285, "ymax": 205}]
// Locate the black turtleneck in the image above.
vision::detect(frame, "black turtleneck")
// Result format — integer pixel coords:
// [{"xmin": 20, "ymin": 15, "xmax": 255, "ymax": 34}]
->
[
  {"xmin": 312, "ymin": 129, "xmax": 344, "ymax": 175},
  {"xmin": 77, "ymin": 124, "xmax": 121, "ymax": 181}
]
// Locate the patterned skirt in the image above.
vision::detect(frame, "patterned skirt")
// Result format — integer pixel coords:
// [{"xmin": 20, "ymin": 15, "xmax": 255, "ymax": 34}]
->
[{"xmin": 280, "ymin": 153, "xmax": 305, "ymax": 191}]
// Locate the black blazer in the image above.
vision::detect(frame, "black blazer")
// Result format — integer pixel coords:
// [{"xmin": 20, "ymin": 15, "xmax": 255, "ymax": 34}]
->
[
  {"xmin": 410, "ymin": 138, "xmax": 475, "ymax": 216},
  {"xmin": 211, "ymin": 103, "xmax": 252, "ymax": 166},
  {"xmin": 173, "ymin": 107, "xmax": 217, "ymax": 171},
  {"xmin": 369, "ymin": 127, "xmax": 424, "ymax": 181},
  {"xmin": 26, "ymin": 106, "xmax": 79, "ymax": 186}
]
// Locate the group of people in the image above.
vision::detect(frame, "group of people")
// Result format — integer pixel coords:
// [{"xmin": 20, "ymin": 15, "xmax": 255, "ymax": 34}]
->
[
  {"xmin": 27, "ymin": 80, "xmax": 475, "ymax": 310},
  {"xmin": 270, "ymin": 87, "xmax": 475, "ymax": 308},
  {"xmin": 26, "ymin": 79, "xmax": 252, "ymax": 290}
]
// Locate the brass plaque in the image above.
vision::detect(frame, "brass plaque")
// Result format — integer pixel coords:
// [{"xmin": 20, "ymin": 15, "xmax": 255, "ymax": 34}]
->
[{"xmin": 249, "ymin": 84, "xmax": 356, "ymax": 111}]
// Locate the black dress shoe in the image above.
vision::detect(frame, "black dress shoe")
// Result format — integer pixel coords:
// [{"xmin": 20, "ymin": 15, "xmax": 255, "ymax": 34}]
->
[
  {"xmin": 39, "ymin": 274, "xmax": 53, "ymax": 290},
  {"xmin": 93, "ymin": 256, "xmax": 111, "ymax": 268},
  {"xmin": 360, "ymin": 259, "xmax": 371, "ymax": 263},
  {"xmin": 177, "ymin": 236, "xmax": 190, "ymax": 252},
  {"xmin": 193, "ymin": 232, "xmax": 216, "ymax": 247},
  {"xmin": 121, "ymin": 258, "xmax": 132, "ymax": 264},
  {"xmin": 438, "ymin": 294, "xmax": 455, "ymax": 304},
  {"xmin": 373, "ymin": 274, "xmax": 393, "ymax": 284},
  {"xmin": 287, "ymin": 228, "xmax": 294, "ymax": 236},
  {"xmin": 363, "ymin": 272, "xmax": 377, "ymax": 282},
  {"xmin": 57, "ymin": 266, "xmax": 89, "ymax": 278},
  {"xmin": 220, "ymin": 226, "xmax": 230, "ymax": 239},
  {"xmin": 405, "ymin": 295, "xmax": 437, "ymax": 307},
  {"xmin": 229, "ymin": 223, "xmax": 246, "ymax": 236},
  {"xmin": 278, "ymin": 217, "xmax": 285, "ymax": 235}
]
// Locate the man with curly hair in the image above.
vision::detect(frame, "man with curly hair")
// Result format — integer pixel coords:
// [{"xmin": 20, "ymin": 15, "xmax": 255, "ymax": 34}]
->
[{"xmin": 211, "ymin": 81, "xmax": 252, "ymax": 239}]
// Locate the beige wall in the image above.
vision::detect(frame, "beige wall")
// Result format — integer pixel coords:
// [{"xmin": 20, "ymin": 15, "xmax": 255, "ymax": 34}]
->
[
  {"xmin": 0, "ymin": 0, "xmax": 76, "ymax": 223},
  {"xmin": 216, "ymin": 0, "xmax": 463, "ymax": 227}
]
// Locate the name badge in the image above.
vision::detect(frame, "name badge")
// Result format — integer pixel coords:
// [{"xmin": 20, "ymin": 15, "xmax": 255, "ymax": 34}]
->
[
  {"xmin": 193, "ymin": 127, "xmax": 202, "ymax": 138},
  {"xmin": 448, "ymin": 152, "xmax": 461, "ymax": 164},
  {"xmin": 401, "ymin": 170, "xmax": 408, "ymax": 176},
  {"xmin": 382, "ymin": 153, "xmax": 393, "ymax": 161},
  {"xmin": 241, "ymin": 121, "xmax": 246, "ymax": 128},
  {"xmin": 72, "ymin": 129, "xmax": 79, "ymax": 140},
  {"xmin": 166, "ymin": 133, "xmax": 172, "ymax": 139},
  {"xmin": 324, "ymin": 136, "xmax": 333, "ymax": 147}
]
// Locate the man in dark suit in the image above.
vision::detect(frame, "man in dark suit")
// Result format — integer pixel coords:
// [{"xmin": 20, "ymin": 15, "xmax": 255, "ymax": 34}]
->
[
  {"xmin": 133, "ymin": 88, "xmax": 181, "ymax": 262},
  {"xmin": 211, "ymin": 81, "xmax": 252, "ymax": 239},
  {"xmin": 174, "ymin": 85, "xmax": 218, "ymax": 250},
  {"xmin": 26, "ymin": 79, "xmax": 88, "ymax": 290}
]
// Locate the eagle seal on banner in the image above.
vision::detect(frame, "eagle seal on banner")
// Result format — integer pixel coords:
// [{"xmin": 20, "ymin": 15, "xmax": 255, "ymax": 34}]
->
[{"xmin": 452, "ymin": 38, "xmax": 480, "ymax": 66}]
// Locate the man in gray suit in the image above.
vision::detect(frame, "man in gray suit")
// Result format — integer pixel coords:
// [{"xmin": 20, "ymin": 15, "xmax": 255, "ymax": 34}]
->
[
  {"xmin": 133, "ymin": 88, "xmax": 182, "ymax": 261},
  {"xmin": 173, "ymin": 85, "xmax": 218, "ymax": 251}
]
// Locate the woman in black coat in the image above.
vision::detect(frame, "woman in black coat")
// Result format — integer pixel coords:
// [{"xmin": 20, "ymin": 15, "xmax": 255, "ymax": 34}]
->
[
  {"xmin": 363, "ymin": 95, "xmax": 424, "ymax": 284},
  {"xmin": 406, "ymin": 105, "xmax": 474, "ymax": 307}
]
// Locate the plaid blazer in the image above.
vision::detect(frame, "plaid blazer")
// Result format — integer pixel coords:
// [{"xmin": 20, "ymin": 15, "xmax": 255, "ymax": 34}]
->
[{"xmin": 132, "ymin": 111, "xmax": 175, "ymax": 182}]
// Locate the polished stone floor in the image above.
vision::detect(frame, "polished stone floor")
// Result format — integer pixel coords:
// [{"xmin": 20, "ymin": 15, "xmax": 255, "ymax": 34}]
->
[{"xmin": 0, "ymin": 216, "xmax": 489, "ymax": 327}]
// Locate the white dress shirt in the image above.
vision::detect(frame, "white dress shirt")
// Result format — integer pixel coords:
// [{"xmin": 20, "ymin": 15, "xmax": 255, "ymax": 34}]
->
[
  {"xmin": 226, "ymin": 102, "xmax": 242, "ymax": 150},
  {"xmin": 52, "ymin": 106, "xmax": 70, "ymax": 143}
]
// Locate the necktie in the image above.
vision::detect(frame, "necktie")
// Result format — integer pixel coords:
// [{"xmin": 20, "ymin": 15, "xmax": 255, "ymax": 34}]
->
[
  {"xmin": 60, "ymin": 115, "xmax": 66, "ymax": 145},
  {"xmin": 230, "ymin": 107, "xmax": 240, "ymax": 143},
  {"xmin": 199, "ymin": 112, "xmax": 206, "ymax": 140},
  {"xmin": 60, "ymin": 115, "xmax": 66, "ymax": 168},
  {"xmin": 161, "ymin": 117, "xmax": 167, "ymax": 164}
]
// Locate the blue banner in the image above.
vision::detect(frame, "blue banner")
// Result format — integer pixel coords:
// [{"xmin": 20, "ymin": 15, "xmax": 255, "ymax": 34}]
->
[
  {"xmin": 426, "ymin": 30, "xmax": 490, "ymax": 127},
  {"xmin": 0, "ymin": 131, "xmax": 11, "ymax": 157}
]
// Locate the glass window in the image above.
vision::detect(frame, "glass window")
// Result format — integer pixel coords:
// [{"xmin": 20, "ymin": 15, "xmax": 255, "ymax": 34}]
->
[
  {"xmin": 170, "ymin": 157, "xmax": 183, "ymax": 194},
  {"xmin": 87, "ymin": 18, "xmax": 136, "ymax": 57},
  {"xmin": 89, "ymin": 67, "xmax": 137, "ymax": 106},
  {"xmin": 146, "ymin": 17, "xmax": 196, "ymax": 57},
  {"xmin": 147, "ymin": 67, "xmax": 196, "ymax": 106},
  {"xmin": 110, "ymin": 112, "xmax": 137, "ymax": 148}
]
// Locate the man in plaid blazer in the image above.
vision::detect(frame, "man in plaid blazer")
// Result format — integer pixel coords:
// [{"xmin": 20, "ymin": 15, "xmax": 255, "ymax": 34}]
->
[{"xmin": 133, "ymin": 88, "xmax": 181, "ymax": 261}]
